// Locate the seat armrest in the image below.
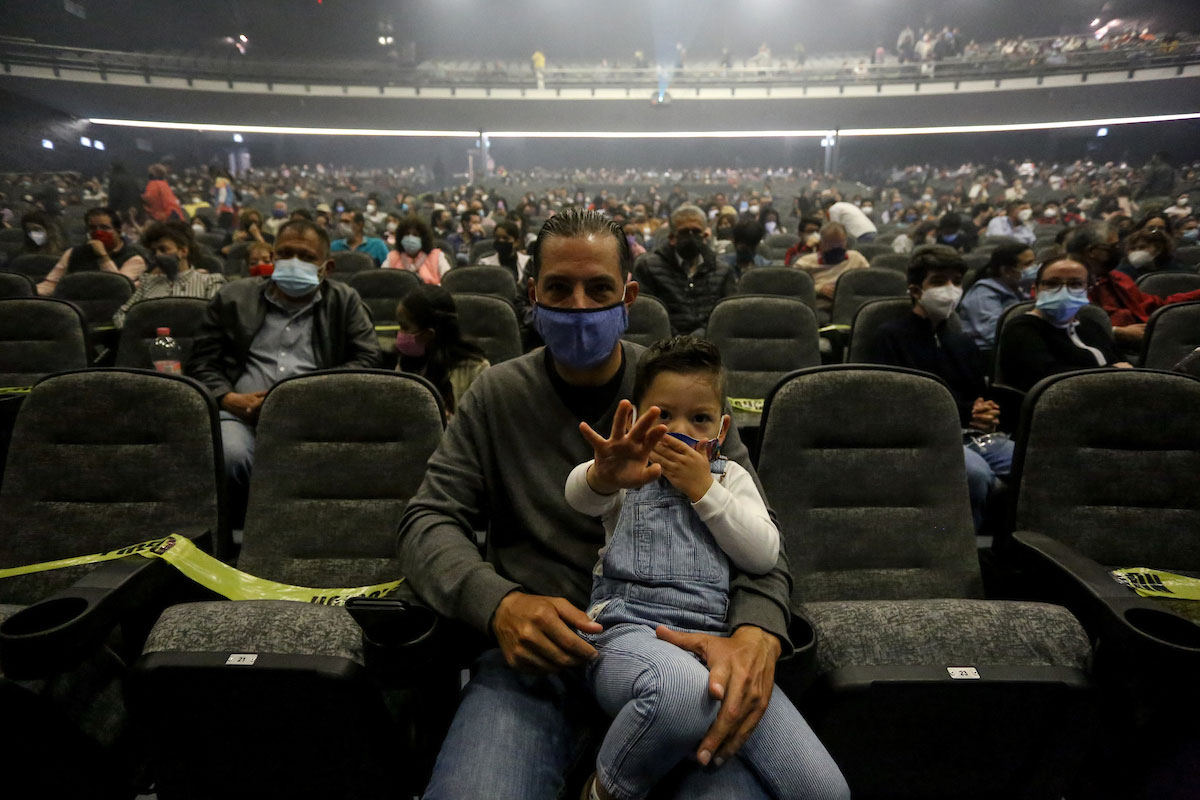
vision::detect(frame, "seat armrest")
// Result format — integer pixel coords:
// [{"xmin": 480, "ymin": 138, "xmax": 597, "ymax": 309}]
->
[{"xmin": 0, "ymin": 527, "xmax": 211, "ymax": 679}]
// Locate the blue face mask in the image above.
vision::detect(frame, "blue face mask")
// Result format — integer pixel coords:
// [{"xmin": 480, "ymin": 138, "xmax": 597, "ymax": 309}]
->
[
  {"xmin": 667, "ymin": 431, "xmax": 722, "ymax": 461},
  {"xmin": 1183, "ymin": 228, "xmax": 1199, "ymax": 242},
  {"xmin": 401, "ymin": 235, "xmax": 422, "ymax": 256},
  {"xmin": 1021, "ymin": 265, "xmax": 1040, "ymax": 281},
  {"xmin": 1035, "ymin": 286, "xmax": 1090, "ymax": 326},
  {"xmin": 940, "ymin": 232, "xmax": 959, "ymax": 243},
  {"xmin": 532, "ymin": 293, "xmax": 628, "ymax": 370},
  {"xmin": 271, "ymin": 256, "xmax": 322, "ymax": 298}
]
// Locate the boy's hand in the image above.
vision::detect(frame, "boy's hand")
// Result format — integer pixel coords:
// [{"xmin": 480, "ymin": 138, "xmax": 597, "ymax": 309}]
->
[
  {"xmin": 649, "ymin": 434, "xmax": 713, "ymax": 503},
  {"xmin": 580, "ymin": 399, "xmax": 668, "ymax": 495}
]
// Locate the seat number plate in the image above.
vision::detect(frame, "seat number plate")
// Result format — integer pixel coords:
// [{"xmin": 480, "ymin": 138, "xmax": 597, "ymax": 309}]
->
[
  {"xmin": 947, "ymin": 666, "xmax": 980, "ymax": 680},
  {"xmin": 226, "ymin": 653, "xmax": 258, "ymax": 666}
]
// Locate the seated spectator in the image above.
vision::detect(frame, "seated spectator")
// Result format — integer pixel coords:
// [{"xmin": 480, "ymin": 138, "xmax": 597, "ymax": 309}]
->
[
  {"xmin": 385, "ymin": 216, "xmax": 453, "ymax": 284},
  {"xmin": 430, "ymin": 207, "xmax": 454, "ymax": 241},
  {"xmin": 446, "ymin": 209, "xmax": 486, "ymax": 264},
  {"xmin": 142, "ymin": 163, "xmax": 185, "ymax": 222},
  {"xmin": 1071, "ymin": 222, "xmax": 1200, "ymax": 347},
  {"xmin": 381, "ymin": 211, "xmax": 402, "ymax": 247},
  {"xmin": 190, "ymin": 214, "xmax": 215, "ymax": 239},
  {"xmin": 188, "ymin": 219, "xmax": 381, "ymax": 527},
  {"xmin": 891, "ymin": 220, "xmax": 937, "ymax": 255},
  {"xmin": 19, "ymin": 210, "xmax": 64, "ymax": 257},
  {"xmin": 247, "ymin": 241, "xmax": 275, "ymax": 278},
  {"xmin": 934, "ymin": 212, "xmax": 975, "ymax": 252},
  {"xmin": 477, "ymin": 220, "xmax": 531, "ymax": 283},
  {"xmin": 1178, "ymin": 215, "xmax": 1199, "ymax": 246},
  {"xmin": 289, "ymin": 208, "xmax": 314, "ymax": 223},
  {"xmin": 363, "ymin": 196, "xmax": 388, "ymax": 234},
  {"xmin": 985, "ymin": 200, "xmax": 1036, "ymax": 246},
  {"xmin": 958, "ymin": 242, "xmax": 1035, "ymax": 351},
  {"xmin": 759, "ymin": 207, "xmax": 786, "ymax": 235},
  {"xmin": 37, "ymin": 207, "xmax": 149, "ymax": 296},
  {"xmin": 332, "ymin": 210, "xmax": 389, "ymax": 267},
  {"xmin": 1115, "ymin": 227, "xmax": 1187, "ymax": 279},
  {"xmin": 722, "ymin": 218, "xmax": 770, "ymax": 276},
  {"xmin": 622, "ymin": 219, "xmax": 648, "ymax": 259},
  {"xmin": 113, "ymin": 221, "xmax": 227, "ymax": 328},
  {"xmin": 869, "ymin": 245, "xmax": 1012, "ymax": 530},
  {"xmin": 823, "ymin": 198, "xmax": 877, "ymax": 242},
  {"xmin": 264, "ymin": 201, "xmax": 290, "ymax": 237},
  {"xmin": 394, "ymin": 285, "xmax": 490, "ymax": 416},
  {"xmin": 791, "ymin": 222, "xmax": 870, "ymax": 317},
  {"xmin": 1036, "ymin": 200, "xmax": 1063, "ymax": 225},
  {"xmin": 1165, "ymin": 194, "xmax": 1192, "ymax": 221},
  {"xmin": 999, "ymin": 256, "xmax": 1131, "ymax": 393},
  {"xmin": 221, "ymin": 209, "xmax": 274, "ymax": 256},
  {"xmin": 633, "ymin": 203, "xmax": 736, "ymax": 335},
  {"xmin": 783, "ymin": 216, "xmax": 824, "ymax": 265}
]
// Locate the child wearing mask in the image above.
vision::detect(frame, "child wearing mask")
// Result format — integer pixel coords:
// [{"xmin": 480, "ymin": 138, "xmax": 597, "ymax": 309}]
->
[
  {"xmin": 247, "ymin": 241, "xmax": 275, "ymax": 278},
  {"xmin": 567, "ymin": 336, "xmax": 849, "ymax": 800}
]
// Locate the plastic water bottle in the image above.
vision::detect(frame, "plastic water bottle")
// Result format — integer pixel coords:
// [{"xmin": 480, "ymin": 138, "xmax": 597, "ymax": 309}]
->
[{"xmin": 150, "ymin": 327, "xmax": 182, "ymax": 374}]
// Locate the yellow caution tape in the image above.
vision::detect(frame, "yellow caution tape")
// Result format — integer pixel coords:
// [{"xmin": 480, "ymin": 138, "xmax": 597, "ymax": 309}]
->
[
  {"xmin": 0, "ymin": 386, "xmax": 33, "ymax": 395},
  {"xmin": 375, "ymin": 324, "xmax": 401, "ymax": 332},
  {"xmin": 0, "ymin": 535, "xmax": 404, "ymax": 606},
  {"xmin": 1111, "ymin": 568, "xmax": 1200, "ymax": 601},
  {"xmin": 728, "ymin": 398, "xmax": 765, "ymax": 414}
]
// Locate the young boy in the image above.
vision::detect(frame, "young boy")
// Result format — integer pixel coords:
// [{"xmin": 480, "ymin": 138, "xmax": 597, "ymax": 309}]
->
[
  {"xmin": 247, "ymin": 241, "xmax": 275, "ymax": 277},
  {"xmin": 566, "ymin": 336, "xmax": 848, "ymax": 800}
]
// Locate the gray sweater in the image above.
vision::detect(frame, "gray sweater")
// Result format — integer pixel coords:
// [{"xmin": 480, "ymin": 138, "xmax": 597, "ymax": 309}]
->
[{"xmin": 396, "ymin": 341, "xmax": 795, "ymax": 654}]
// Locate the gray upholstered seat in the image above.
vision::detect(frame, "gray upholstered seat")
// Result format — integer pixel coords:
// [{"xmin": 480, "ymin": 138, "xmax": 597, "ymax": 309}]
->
[
  {"xmin": 758, "ymin": 365, "xmax": 1092, "ymax": 798},
  {"xmin": 869, "ymin": 252, "xmax": 909, "ymax": 273},
  {"xmin": 1136, "ymin": 271, "xmax": 1200, "ymax": 297},
  {"xmin": 442, "ymin": 265, "xmax": 518, "ymax": 303},
  {"xmin": 114, "ymin": 297, "xmax": 210, "ymax": 370},
  {"xmin": 0, "ymin": 298, "xmax": 90, "ymax": 387},
  {"xmin": 1141, "ymin": 301, "xmax": 1200, "ymax": 370},
  {"xmin": 450, "ymin": 292, "xmax": 523, "ymax": 364},
  {"xmin": 992, "ymin": 302, "xmax": 1112, "ymax": 389},
  {"xmin": 736, "ymin": 267, "xmax": 816, "ymax": 308},
  {"xmin": 854, "ymin": 242, "xmax": 892, "ymax": 261},
  {"xmin": 829, "ymin": 268, "xmax": 907, "ymax": 326},
  {"xmin": 328, "ymin": 251, "xmax": 376, "ymax": 281},
  {"xmin": 758, "ymin": 233, "xmax": 799, "ymax": 262},
  {"xmin": 52, "ymin": 271, "xmax": 134, "ymax": 328},
  {"xmin": 624, "ymin": 295, "xmax": 671, "ymax": 348},
  {"xmin": 224, "ymin": 241, "xmax": 251, "ymax": 277},
  {"xmin": 348, "ymin": 268, "xmax": 420, "ymax": 324},
  {"xmin": 1174, "ymin": 245, "xmax": 1200, "ymax": 268},
  {"xmin": 0, "ymin": 271, "xmax": 35, "ymax": 298},
  {"xmin": 5, "ymin": 254, "xmax": 57, "ymax": 281},
  {"xmin": 846, "ymin": 298, "xmax": 963, "ymax": 364},
  {"xmin": 468, "ymin": 238, "xmax": 496, "ymax": 264},
  {"xmin": 707, "ymin": 295, "xmax": 820, "ymax": 404}
]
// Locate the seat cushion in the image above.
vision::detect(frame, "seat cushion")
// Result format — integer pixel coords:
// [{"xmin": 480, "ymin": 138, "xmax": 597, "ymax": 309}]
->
[
  {"xmin": 0, "ymin": 603, "xmax": 21, "ymax": 626},
  {"xmin": 143, "ymin": 600, "xmax": 364, "ymax": 664},
  {"xmin": 804, "ymin": 598, "xmax": 1090, "ymax": 674}
]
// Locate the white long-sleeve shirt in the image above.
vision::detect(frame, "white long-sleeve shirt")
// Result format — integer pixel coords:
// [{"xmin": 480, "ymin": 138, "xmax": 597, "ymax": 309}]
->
[
  {"xmin": 827, "ymin": 202, "xmax": 878, "ymax": 239},
  {"xmin": 565, "ymin": 459, "xmax": 780, "ymax": 576}
]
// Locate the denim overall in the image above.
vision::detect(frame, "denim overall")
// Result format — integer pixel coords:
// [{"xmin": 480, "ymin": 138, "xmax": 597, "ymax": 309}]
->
[{"xmin": 587, "ymin": 458, "xmax": 730, "ymax": 636}]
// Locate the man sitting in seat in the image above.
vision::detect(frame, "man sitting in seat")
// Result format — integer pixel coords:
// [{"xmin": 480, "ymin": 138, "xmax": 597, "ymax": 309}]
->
[
  {"xmin": 869, "ymin": 244, "xmax": 1013, "ymax": 531},
  {"xmin": 332, "ymin": 209, "xmax": 389, "ymax": 267},
  {"xmin": 790, "ymin": 222, "xmax": 870, "ymax": 321},
  {"xmin": 985, "ymin": 200, "xmax": 1036, "ymax": 247},
  {"xmin": 112, "ymin": 221, "xmax": 226, "ymax": 328},
  {"xmin": 188, "ymin": 219, "xmax": 380, "ymax": 528},
  {"xmin": 721, "ymin": 218, "xmax": 770, "ymax": 277},
  {"xmin": 37, "ymin": 206, "xmax": 148, "ymax": 295},
  {"xmin": 633, "ymin": 203, "xmax": 737, "ymax": 335}
]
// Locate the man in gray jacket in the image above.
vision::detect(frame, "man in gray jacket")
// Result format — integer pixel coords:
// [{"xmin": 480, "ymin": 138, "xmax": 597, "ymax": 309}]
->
[
  {"xmin": 398, "ymin": 210, "xmax": 809, "ymax": 800},
  {"xmin": 188, "ymin": 219, "xmax": 380, "ymax": 525}
]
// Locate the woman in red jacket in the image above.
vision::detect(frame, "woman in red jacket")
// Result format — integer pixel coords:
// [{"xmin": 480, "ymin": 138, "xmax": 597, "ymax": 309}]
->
[{"xmin": 142, "ymin": 163, "xmax": 185, "ymax": 222}]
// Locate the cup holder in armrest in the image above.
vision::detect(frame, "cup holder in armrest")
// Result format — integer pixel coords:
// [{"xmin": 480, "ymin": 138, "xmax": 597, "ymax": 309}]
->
[
  {"xmin": 1123, "ymin": 607, "xmax": 1200, "ymax": 650},
  {"xmin": 1, "ymin": 597, "xmax": 91, "ymax": 637},
  {"xmin": 0, "ymin": 595, "xmax": 100, "ymax": 679},
  {"xmin": 345, "ymin": 598, "xmax": 439, "ymax": 684}
]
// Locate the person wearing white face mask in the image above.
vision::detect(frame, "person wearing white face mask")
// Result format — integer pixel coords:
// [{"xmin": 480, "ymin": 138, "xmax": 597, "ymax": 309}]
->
[
  {"xmin": 189, "ymin": 219, "xmax": 381, "ymax": 528},
  {"xmin": 985, "ymin": 200, "xmax": 1036, "ymax": 246},
  {"xmin": 385, "ymin": 216, "xmax": 453, "ymax": 284},
  {"xmin": 869, "ymin": 245, "xmax": 1014, "ymax": 531},
  {"xmin": 18, "ymin": 210, "xmax": 63, "ymax": 256},
  {"xmin": 999, "ymin": 256, "xmax": 1130, "ymax": 394}
]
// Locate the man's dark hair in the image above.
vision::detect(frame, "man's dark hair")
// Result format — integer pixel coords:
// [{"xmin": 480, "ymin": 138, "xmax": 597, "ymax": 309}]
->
[
  {"xmin": 530, "ymin": 208, "xmax": 632, "ymax": 280},
  {"xmin": 821, "ymin": 197, "xmax": 838, "ymax": 211},
  {"xmin": 632, "ymin": 335, "xmax": 725, "ymax": 408},
  {"xmin": 85, "ymin": 206, "xmax": 120, "ymax": 227},
  {"xmin": 141, "ymin": 220, "xmax": 196, "ymax": 254},
  {"xmin": 1065, "ymin": 221, "xmax": 1114, "ymax": 257},
  {"xmin": 907, "ymin": 244, "xmax": 967, "ymax": 287},
  {"xmin": 732, "ymin": 219, "xmax": 765, "ymax": 249},
  {"xmin": 495, "ymin": 219, "xmax": 522, "ymax": 244},
  {"xmin": 1005, "ymin": 199, "xmax": 1027, "ymax": 215},
  {"xmin": 349, "ymin": 211, "xmax": 365, "ymax": 227},
  {"xmin": 937, "ymin": 212, "xmax": 962, "ymax": 233},
  {"xmin": 276, "ymin": 218, "xmax": 332, "ymax": 259},
  {"xmin": 290, "ymin": 208, "xmax": 314, "ymax": 221},
  {"xmin": 799, "ymin": 215, "xmax": 823, "ymax": 232},
  {"xmin": 460, "ymin": 210, "xmax": 479, "ymax": 227},
  {"xmin": 971, "ymin": 202, "xmax": 990, "ymax": 218},
  {"xmin": 984, "ymin": 241, "xmax": 1032, "ymax": 279},
  {"xmin": 394, "ymin": 215, "xmax": 433, "ymax": 254}
]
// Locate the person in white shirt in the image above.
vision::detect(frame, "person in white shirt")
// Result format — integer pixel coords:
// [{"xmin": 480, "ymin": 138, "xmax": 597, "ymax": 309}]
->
[
  {"xmin": 823, "ymin": 199, "xmax": 877, "ymax": 242},
  {"xmin": 985, "ymin": 200, "xmax": 1036, "ymax": 246}
]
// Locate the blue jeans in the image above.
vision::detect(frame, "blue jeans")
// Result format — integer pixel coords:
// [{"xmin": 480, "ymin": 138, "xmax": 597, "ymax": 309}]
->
[
  {"xmin": 220, "ymin": 412, "xmax": 255, "ymax": 528},
  {"xmin": 589, "ymin": 625, "xmax": 850, "ymax": 800},
  {"xmin": 963, "ymin": 434, "xmax": 1015, "ymax": 531},
  {"xmin": 422, "ymin": 648, "xmax": 782, "ymax": 800}
]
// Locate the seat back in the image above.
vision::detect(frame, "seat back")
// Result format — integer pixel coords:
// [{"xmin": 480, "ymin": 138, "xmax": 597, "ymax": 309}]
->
[
  {"xmin": 846, "ymin": 298, "xmax": 912, "ymax": 363},
  {"xmin": 53, "ymin": 272, "xmax": 134, "ymax": 328},
  {"xmin": 348, "ymin": 269, "xmax": 420, "ymax": 323},
  {"xmin": 830, "ymin": 268, "xmax": 908, "ymax": 326},
  {"xmin": 707, "ymin": 295, "xmax": 820, "ymax": 402},
  {"xmin": 114, "ymin": 298, "xmax": 211, "ymax": 369},
  {"xmin": 328, "ymin": 251, "xmax": 376, "ymax": 282},
  {"xmin": 758, "ymin": 365, "xmax": 981, "ymax": 604},
  {"xmin": 441, "ymin": 266, "xmax": 518, "ymax": 303},
  {"xmin": 238, "ymin": 370, "xmax": 443, "ymax": 587},
  {"xmin": 195, "ymin": 231, "xmax": 226, "ymax": 252},
  {"xmin": 0, "ymin": 369, "xmax": 225, "ymax": 604},
  {"xmin": 1136, "ymin": 271, "xmax": 1200, "ymax": 297},
  {"xmin": 224, "ymin": 241, "xmax": 251, "ymax": 277},
  {"xmin": 1172, "ymin": 245, "xmax": 1200, "ymax": 269},
  {"xmin": 0, "ymin": 298, "xmax": 90, "ymax": 387},
  {"xmin": 6, "ymin": 254, "xmax": 58, "ymax": 281},
  {"xmin": 1141, "ymin": 301, "xmax": 1200, "ymax": 371},
  {"xmin": 0, "ymin": 271, "xmax": 36, "ymax": 298},
  {"xmin": 855, "ymin": 243, "xmax": 892, "ymax": 261},
  {"xmin": 449, "ymin": 293, "xmax": 522, "ymax": 364},
  {"xmin": 624, "ymin": 295, "xmax": 672, "ymax": 348},
  {"xmin": 993, "ymin": 303, "xmax": 1111, "ymax": 388},
  {"xmin": 760, "ymin": 233, "xmax": 799, "ymax": 262},
  {"xmin": 1012, "ymin": 369, "xmax": 1200, "ymax": 569},
  {"xmin": 870, "ymin": 253, "xmax": 909, "ymax": 273},
  {"xmin": 736, "ymin": 268, "xmax": 816, "ymax": 308},
  {"xmin": 962, "ymin": 251, "xmax": 992, "ymax": 272},
  {"xmin": 468, "ymin": 238, "xmax": 496, "ymax": 264}
]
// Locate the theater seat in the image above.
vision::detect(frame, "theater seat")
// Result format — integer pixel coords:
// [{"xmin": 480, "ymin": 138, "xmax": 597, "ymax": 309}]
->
[
  {"xmin": 869, "ymin": 252, "xmax": 909, "ymax": 273},
  {"xmin": 468, "ymin": 238, "xmax": 496, "ymax": 264},
  {"xmin": 1136, "ymin": 271, "xmax": 1200, "ymax": 297},
  {"xmin": 829, "ymin": 268, "xmax": 907, "ymax": 327},
  {"xmin": 0, "ymin": 298, "xmax": 90, "ymax": 387},
  {"xmin": 0, "ymin": 271, "xmax": 35, "ymax": 298},
  {"xmin": 449, "ymin": 292, "xmax": 523, "ymax": 363},
  {"xmin": 129, "ymin": 370, "xmax": 448, "ymax": 799},
  {"xmin": 1140, "ymin": 301, "xmax": 1200, "ymax": 370},
  {"xmin": 53, "ymin": 272, "xmax": 134, "ymax": 329},
  {"xmin": 623, "ymin": 294, "xmax": 671, "ymax": 348},
  {"xmin": 349, "ymin": 268, "xmax": 420, "ymax": 324},
  {"xmin": 5, "ymin": 254, "xmax": 58, "ymax": 282},
  {"xmin": 736, "ymin": 267, "xmax": 816, "ymax": 308},
  {"xmin": 441, "ymin": 265, "xmax": 518, "ymax": 303},
  {"xmin": 844, "ymin": 297, "xmax": 958, "ymax": 363},
  {"xmin": 758, "ymin": 365, "xmax": 1092, "ymax": 799},
  {"xmin": 114, "ymin": 297, "xmax": 210, "ymax": 370}
]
